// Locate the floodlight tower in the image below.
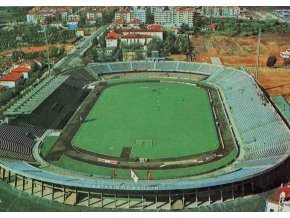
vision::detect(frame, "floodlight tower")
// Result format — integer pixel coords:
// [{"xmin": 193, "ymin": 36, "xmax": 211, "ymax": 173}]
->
[
  {"xmin": 38, "ymin": 28, "xmax": 51, "ymax": 76},
  {"xmin": 255, "ymin": 28, "xmax": 262, "ymax": 80}
]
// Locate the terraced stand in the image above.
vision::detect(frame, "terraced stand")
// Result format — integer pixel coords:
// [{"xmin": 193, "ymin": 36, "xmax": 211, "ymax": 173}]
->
[{"xmin": 4, "ymin": 75, "xmax": 69, "ymax": 115}]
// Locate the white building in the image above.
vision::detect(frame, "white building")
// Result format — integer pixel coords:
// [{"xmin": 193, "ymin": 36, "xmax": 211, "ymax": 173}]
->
[
  {"xmin": 130, "ymin": 9, "xmax": 146, "ymax": 23},
  {"xmin": 0, "ymin": 72, "xmax": 23, "ymax": 88},
  {"xmin": 120, "ymin": 34, "xmax": 152, "ymax": 46},
  {"xmin": 202, "ymin": 6, "xmax": 241, "ymax": 17},
  {"xmin": 105, "ymin": 31, "xmax": 121, "ymax": 48},
  {"xmin": 265, "ymin": 186, "xmax": 290, "ymax": 212},
  {"xmin": 173, "ymin": 8, "xmax": 195, "ymax": 27},
  {"xmin": 114, "ymin": 8, "xmax": 131, "ymax": 23},
  {"xmin": 154, "ymin": 10, "xmax": 173, "ymax": 25}
]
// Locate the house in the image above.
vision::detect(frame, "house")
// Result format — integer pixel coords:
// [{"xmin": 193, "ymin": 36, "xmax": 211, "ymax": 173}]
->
[
  {"xmin": 86, "ymin": 18, "xmax": 96, "ymax": 25},
  {"xmin": 11, "ymin": 64, "xmax": 31, "ymax": 79},
  {"xmin": 26, "ymin": 11, "xmax": 55, "ymax": 23},
  {"xmin": 147, "ymin": 24, "xmax": 162, "ymax": 31},
  {"xmin": 105, "ymin": 27, "xmax": 164, "ymax": 48},
  {"xmin": 76, "ymin": 28, "xmax": 85, "ymax": 38},
  {"xmin": 115, "ymin": 8, "xmax": 131, "ymax": 23},
  {"xmin": 0, "ymin": 72, "xmax": 23, "ymax": 88},
  {"xmin": 120, "ymin": 34, "xmax": 152, "ymax": 46},
  {"xmin": 50, "ymin": 21, "xmax": 63, "ymax": 28},
  {"xmin": 86, "ymin": 9, "xmax": 104, "ymax": 20},
  {"xmin": 128, "ymin": 19, "xmax": 141, "ymax": 28},
  {"xmin": 105, "ymin": 31, "xmax": 122, "ymax": 48},
  {"xmin": 116, "ymin": 28, "xmax": 163, "ymax": 40},
  {"xmin": 265, "ymin": 185, "xmax": 290, "ymax": 212},
  {"xmin": 114, "ymin": 18, "xmax": 125, "ymax": 28},
  {"xmin": 66, "ymin": 14, "xmax": 80, "ymax": 22}
]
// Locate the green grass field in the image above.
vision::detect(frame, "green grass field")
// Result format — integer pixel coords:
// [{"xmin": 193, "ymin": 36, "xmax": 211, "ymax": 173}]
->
[
  {"xmin": 41, "ymin": 136, "xmax": 59, "ymax": 158},
  {"xmin": 72, "ymin": 82, "xmax": 219, "ymax": 159}
]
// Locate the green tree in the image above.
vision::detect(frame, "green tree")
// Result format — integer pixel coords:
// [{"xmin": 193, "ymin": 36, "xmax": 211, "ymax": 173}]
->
[{"xmin": 266, "ymin": 55, "xmax": 277, "ymax": 67}]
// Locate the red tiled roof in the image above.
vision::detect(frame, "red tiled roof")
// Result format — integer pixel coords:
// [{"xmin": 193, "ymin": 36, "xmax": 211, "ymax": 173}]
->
[
  {"xmin": 209, "ymin": 23, "xmax": 217, "ymax": 29},
  {"xmin": 121, "ymin": 34, "xmax": 152, "ymax": 39},
  {"xmin": 11, "ymin": 66, "xmax": 31, "ymax": 73},
  {"xmin": 271, "ymin": 186, "xmax": 290, "ymax": 204},
  {"xmin": 130, "ymin": 19, "xmax": 141, "ymax": 24},
  {"xmin": 105, "ymin": 31, "xmax": 122, "ymax": 40},
  {"xmin": 114, "ymin": 18, "xmax": 125, "ymax": 24},
  {"xmin": 0, "ymin": 72, "xmax": 23, "ymax": 82},
  {"xmin": 0, "ymin": 85, "xmax": 6, "ymax": 91},
  {"xmin": 22, "ymin": 46, "xmax": 48, "ymax": 54},
  {"xmin": 147, "ymin": 24, "xmax": 162, "ymax": 31}
]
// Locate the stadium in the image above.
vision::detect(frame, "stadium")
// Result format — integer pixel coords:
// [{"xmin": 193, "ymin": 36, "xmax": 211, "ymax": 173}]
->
[{"xmin": 0, "ymin": 61, "xmax": 289, "ymax": 210}]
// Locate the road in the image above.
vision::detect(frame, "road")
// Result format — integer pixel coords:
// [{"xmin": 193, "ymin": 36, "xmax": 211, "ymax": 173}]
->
[{"xmin": 53, "ymin": 25, "xmax": 108, "ymax": 70}]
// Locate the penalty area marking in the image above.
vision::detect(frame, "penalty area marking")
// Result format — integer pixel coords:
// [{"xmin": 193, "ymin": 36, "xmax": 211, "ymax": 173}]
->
[{"xmin": 135, "ymin": 139, "xmax": 153, "ymax": 147}]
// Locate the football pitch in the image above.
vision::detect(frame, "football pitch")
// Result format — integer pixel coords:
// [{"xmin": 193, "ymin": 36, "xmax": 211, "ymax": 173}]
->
[{"xmin": 72, "ymin": 82, "xmax": 219, "ymax": 159}]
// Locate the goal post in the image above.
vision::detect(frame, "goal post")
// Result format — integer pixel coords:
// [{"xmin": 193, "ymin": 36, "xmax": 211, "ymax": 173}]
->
[{"xmin": 135, "ymin": 139, "xmax": 153, "ymax": 147}]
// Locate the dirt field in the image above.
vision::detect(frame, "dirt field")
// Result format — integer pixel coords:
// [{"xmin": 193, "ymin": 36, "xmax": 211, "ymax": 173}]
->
[{"xmin": 190, "ymin": 34, "xmax": 290, "ymax": 98}]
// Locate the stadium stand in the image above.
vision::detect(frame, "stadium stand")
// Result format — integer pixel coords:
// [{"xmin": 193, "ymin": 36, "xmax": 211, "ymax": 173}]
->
[
  {"xmin": 271, "ymin": 96, "xmax": 290, "ymax": 126},
  {"xmin": 206, "ymin": 65, "xmax": 290, "ymax": 171},
  {"xmin": 176, "ymin": 62, "xmax": 202, "ymax": 73},
  {"xmin": 4, "ymin": 76, "xmax": 69, "ymax": 115},
  {"xmin": 0, "ymin": 124, "xmax": 45, "ymax": 161},
  {"xmin": 88, "ymin": 63, "xmax": 112, "ymax": 74},
  {"xmin": 109, "ymin": 62, "xmax": 132, "ymax": 72},
  {"xmin": 131, "ymin": 61, "xmax": 155, "ymax": 71},
  {"xmin": 155, "ymin": 61, "xmax": 179, "ymax": 72},
  {"xmin": 10, "ymin": 81, "xmax": 89, "ymax": 129},
  {"xmin": 0, "ymin": 61, "xmax": 289, "ymax": 210}
]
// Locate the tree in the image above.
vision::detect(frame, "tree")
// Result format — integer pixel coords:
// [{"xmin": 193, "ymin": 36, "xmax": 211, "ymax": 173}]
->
[
  {"xmin": 11, "ymin": 50, "xmax": 23, "ymax": 62},
  {"xmin": 266, "ymin": 55, "xmax": 277, "ymax": 67},
  {"xmin": 145, "ymin": 8, "xmax": 154, "ymax": 24}
]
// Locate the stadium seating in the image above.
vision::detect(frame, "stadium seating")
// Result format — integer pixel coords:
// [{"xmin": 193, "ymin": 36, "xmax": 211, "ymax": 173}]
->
[
  {"xmin": 109, "ymin": 62, "xmax": 132, "ymax": 72},
  {"xmin": 206, "ymin": 66, "xmax": 289, "ymax": 172},
  {"xmin": 0, "ymin": 124, "xmax": 45, "ymax": 161},
  {"xmin": 88, "ymin": 63, "xmax": 112, "ymax": 74},
  {"xmin": 155, "ymin": 61, "xmax": 179, "ymax": 72},
  {"xmin": 5, "ymin": 76, "xmax": 69, "ymax": 115},
  {"xmin": 177, "ymin": 62, "xmax": 201, "ymax": 73},
  {"xmin": 197, "ymin": 64, "xmax": 224, "ymax": 75},
  {"xmin": 131, "ymin": 61, "xmax": 155, "ymax": 71}
]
